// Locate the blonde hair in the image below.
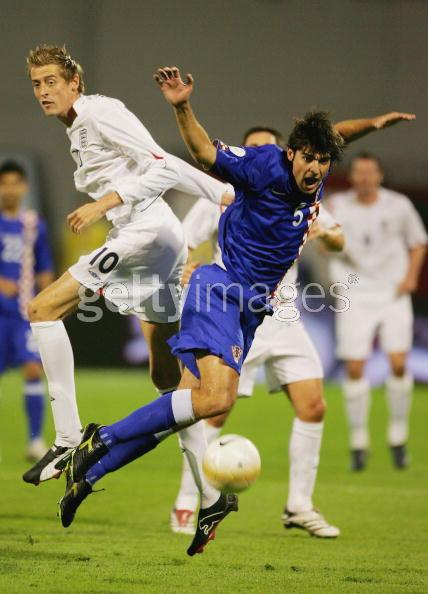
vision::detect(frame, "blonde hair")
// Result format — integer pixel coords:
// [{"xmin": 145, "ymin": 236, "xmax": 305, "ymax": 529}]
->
[{"xmin": 26, "ymin": 44, "xmax": 85, "ymax": 93}]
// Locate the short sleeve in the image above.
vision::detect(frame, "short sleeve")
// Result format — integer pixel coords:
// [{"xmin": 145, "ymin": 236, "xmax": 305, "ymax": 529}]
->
[
  {"xmin": 34, "ymin": 219, "xmax": 54, "ymax": 274},
  {"xmin": 401, "ymin": 198, "xmax": 428, "ymax": 248},
  {"xmin": 210, "ymin": 142, "xmax": 266, "ymax": 191}
]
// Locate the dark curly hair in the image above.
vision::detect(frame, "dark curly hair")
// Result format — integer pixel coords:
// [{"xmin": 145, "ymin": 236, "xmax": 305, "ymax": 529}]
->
[{"xmin": 287, "ymin": 111, "xmax": 344, "ymax": 161}]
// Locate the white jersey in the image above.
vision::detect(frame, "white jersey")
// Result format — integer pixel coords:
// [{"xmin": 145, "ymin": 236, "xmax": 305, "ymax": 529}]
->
[
  {"xmin": 66, "ymin": 94, "xmax": 230, "ymax": 226},
  {"xmin": 182, "ymin": 198, "xmax": 338, "ymax": 286},
  {"xmin": 328, "ymin": 188, "xmax": 427, "ymax": 296}
]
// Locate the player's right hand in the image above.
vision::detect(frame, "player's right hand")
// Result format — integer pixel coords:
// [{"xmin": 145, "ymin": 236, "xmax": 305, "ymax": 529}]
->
[
  {"xmin": 0, "ymin": 276, "xmax": 19, "ymax": 297},
  {"xmin": 372, "ymin": 112, "xmax": 416, "ymax": 129},
  {"xmin": 181, "ymin": 261, "xmax": 200, "ymax": 286},
  {"xmin": 154, "ymin": 67, "xmax": 194, "ymax": 107}
]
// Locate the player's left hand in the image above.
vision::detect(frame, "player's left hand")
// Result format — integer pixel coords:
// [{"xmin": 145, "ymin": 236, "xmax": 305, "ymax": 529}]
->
[
  {"xmin": 67, "ymin": 201, "xmax": 105, "ymax": 234},
  {"xmin": 396, "ymin": 276, "xmax": 418, "ymax": 296},
  {"xmin": 373, "ymin": 112, "xmax": 416, "ymax": 130}
]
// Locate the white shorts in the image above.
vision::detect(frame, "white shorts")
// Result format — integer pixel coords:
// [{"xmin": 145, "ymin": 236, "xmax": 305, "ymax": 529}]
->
[
  {"xmin": 335, "ymin": 293, "xmax": 413, "ymax": 360},
  {"xmin": 238, "ymin": 315, "xmax": 323, "ymax": 397},
  {"xmin": 69, "ymin": 198, "xmax": 187, "ymax": 323}
]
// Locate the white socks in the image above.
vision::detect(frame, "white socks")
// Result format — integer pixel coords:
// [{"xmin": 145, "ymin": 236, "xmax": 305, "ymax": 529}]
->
[
  {"xmin": 343, "ymin": 374, "xmax": 413, "ymax": 449},
  {"xmin": 386, "ymin": 374, "xmax": 413, "ymax": 446},
  {"xmin": 343, "ymin": 378, "xmax": 371, "ymax": 450},
  {"xmin": 171, "ymin": 389, "xmax": 195, "ymax": 425},
  {"xmin": 30, "ymin": 321, "xmax": 82, "ymax": 447},
  {"xmin": 287, "ymin": 418, "xmax": 323, "ymax": 513},
  {"xmin": 176, "ymin": 421, "xmax": 221, "ymax": 510}
]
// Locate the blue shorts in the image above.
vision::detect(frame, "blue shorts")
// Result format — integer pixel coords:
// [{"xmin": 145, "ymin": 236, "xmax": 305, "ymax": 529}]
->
[
  {"xmin": 0, "ymin": 315, "xmax": 41, "ymax": 373},
  {"xmin": 168, "ymin": 264, "xmax": 267, "ymax": 379}
]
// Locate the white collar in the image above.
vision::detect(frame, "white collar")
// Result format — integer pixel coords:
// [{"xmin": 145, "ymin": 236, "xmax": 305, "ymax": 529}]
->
[{"xmin": 72, "ymin": 94, "xmax": 86, "ymax": 115}]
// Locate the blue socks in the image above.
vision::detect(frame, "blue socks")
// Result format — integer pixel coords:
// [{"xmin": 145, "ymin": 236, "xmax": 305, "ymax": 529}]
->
[
  {"xmin": 85, "ymin": 433, "xmax": 160, "ymax": 486},
  {"xmin": 24, "ymin": 380, "xmax": 45, "ymax": 440},
  {"xmin": 84, "ymin": 389, "xmax": 194, "ymax": 487},
  {"xmin": 99, "ymin": 389, "xmax": 194, "ymax": 447}
]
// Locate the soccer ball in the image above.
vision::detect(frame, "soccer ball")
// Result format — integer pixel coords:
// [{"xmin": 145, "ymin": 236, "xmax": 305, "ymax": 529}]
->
[{"xmin": 202, "ymin": 434, "xmax": 261, "ymax": 493}]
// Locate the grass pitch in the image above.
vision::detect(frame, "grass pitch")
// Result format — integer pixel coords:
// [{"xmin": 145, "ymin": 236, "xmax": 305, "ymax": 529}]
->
[{"xmin": 1, "ymin": 369, "xmax": 427, "ymax": 593}]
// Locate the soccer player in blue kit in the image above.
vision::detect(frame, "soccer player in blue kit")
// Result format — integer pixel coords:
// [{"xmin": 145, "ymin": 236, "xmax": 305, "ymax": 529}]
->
[
  {"xmin": 0, "ymin": 161, "xmax": 54, "ymax": 461},
  {"xmin": 59, "ymin": 66, "xmax": 415, "ymax": 555}
]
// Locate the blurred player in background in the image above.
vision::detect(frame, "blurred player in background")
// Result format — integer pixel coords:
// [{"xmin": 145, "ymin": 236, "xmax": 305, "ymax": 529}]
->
[
  {"xmin": 24, "ymin": 45, "xmax": 232, "ymax": 485},
  {"xmin": 0, "ymin": 161, "xmax": 54, "ymax": 460},
  {"xmin": 328, "ymin": 153, "xmax": 427, "ymax": 470},
  {"xmin": 171, "ymin": 126, "xmax": 344, "ymax": 538}
]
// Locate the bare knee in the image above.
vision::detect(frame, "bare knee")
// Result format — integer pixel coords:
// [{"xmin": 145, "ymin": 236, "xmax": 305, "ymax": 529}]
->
[
  {"xmin": 296, "ymin": 396, "xmax": 326, "ymax": 423},
  {"xmin": 22, "ymin": 362, "xmax": 43, "ymax": 382},
  {"xmin": 389, "ymin": 353, "xmax": 407, "ymax": 377},
  {"xmin": 346, "ymin": 360, "xmax": 365, "ymax": 380},
  {"xmin": 196, "ymin": 386, "xmax": 236, "ymax": 419},
  {"xmin": 27, "ymin": 295, "xmax": 57, "ymax": 323}
]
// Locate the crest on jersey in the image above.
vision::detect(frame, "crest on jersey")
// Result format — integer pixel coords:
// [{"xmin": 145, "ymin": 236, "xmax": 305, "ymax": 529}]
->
[
  {"xmin": 229, "ymin": 146, "xmax": 246, "ymax": 157},
  {"xmin": 79, "ymin": 128, "xmax": 88, "ymax": 149},
  {"xmin": 231, "ymin": 345, "xmax": 243, "ymax": 363}
]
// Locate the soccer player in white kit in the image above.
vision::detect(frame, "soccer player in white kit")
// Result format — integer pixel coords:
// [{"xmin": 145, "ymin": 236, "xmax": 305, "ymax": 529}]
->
[
  {"xmin": 23, "ymin": 45, "xmax": 232, "ymax": 484},
  {"xmin": 171, "ymin": 126, "xmax": 345, "ymax": 538},
  {"xmin": 328, "ymin": 153, "xmax": 427, "ymax": 470}
]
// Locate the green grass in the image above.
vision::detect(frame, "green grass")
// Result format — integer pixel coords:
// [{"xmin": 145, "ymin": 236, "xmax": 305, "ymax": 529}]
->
[{"xmin": 1, "ymin": 370, "xmax": 427, "ymax": 593}]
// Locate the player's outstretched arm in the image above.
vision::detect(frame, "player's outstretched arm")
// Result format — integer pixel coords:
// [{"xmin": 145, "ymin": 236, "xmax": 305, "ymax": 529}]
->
[
  {"xmin": 334, "ymin": 112, "xmax": 416, "ymax": 144},
  {"xmin": 154, "ymin": 67, "xmax": 216, "ymax": 170}
]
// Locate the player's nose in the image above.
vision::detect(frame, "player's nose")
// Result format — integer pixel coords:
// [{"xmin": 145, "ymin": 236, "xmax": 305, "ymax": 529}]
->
[{"xmin": 309, "ymin": 162, "xmax": 321, "ymax": 175}]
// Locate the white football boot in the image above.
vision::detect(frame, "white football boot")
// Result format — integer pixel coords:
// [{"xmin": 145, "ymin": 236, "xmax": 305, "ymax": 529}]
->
[
  {"xmin": 170, "ymin": 508, "xmax": 196, "ymax": 535},
  {"xmin": 26, "ymin": 437, "xmax": 48, "ymax": 461},
  {"xmin": 22, "ymin": 444, "xmax": 74, "ymax": 485},
  {"xmin": 282, "ymin": 508, "xmax": 340, "ymax": 538}
]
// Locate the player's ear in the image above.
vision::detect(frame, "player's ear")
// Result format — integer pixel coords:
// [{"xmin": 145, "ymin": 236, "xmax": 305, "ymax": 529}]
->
[
  {"xmin": 286, "ymin": 148, "xmax": 294, "ymax": 162},
  {"xmin": 71, "ymin": 73, "xmax": 80, "ymax": 92}
]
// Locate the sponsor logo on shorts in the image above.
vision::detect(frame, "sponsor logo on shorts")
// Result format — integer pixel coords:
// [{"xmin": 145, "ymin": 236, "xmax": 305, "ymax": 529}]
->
[
  {"xmin": 79, "ymin": 128, "xmax": 88, "ymax": 149},
  {"xmin": 88, "ymin": 270, "xmax": 101, "ymax": 281},
  {"xmin": 231, "ymin": 345, "xmax": 243, "ymax": 363}
]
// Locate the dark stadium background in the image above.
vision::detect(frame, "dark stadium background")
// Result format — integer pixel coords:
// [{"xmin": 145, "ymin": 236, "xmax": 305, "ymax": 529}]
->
[{"xmin": 0, "ymin": 0, "xmax": 426, "ymax": 372}]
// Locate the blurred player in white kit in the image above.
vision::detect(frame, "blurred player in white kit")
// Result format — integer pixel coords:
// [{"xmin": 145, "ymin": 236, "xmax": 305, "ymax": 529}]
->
[
  {"xmin": 171, "ymin": 126, "xmax": 345, "ymax": 538},
  {"xmin": 24, "ymin": 44, "xmax": 232, "ymax": 484},
  {"xmin": 328, "ymin": 153, "xmax": 427, "ymax": 470}
]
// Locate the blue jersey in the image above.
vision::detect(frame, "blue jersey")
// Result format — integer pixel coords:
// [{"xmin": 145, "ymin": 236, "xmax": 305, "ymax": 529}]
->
[
  {"xmin": 0, "ymin": 210, "xmax": 53, "ymax": 319},
  {"xmin": 211, "ymin": 143, "xmax": 324, "ymax": 293}
]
